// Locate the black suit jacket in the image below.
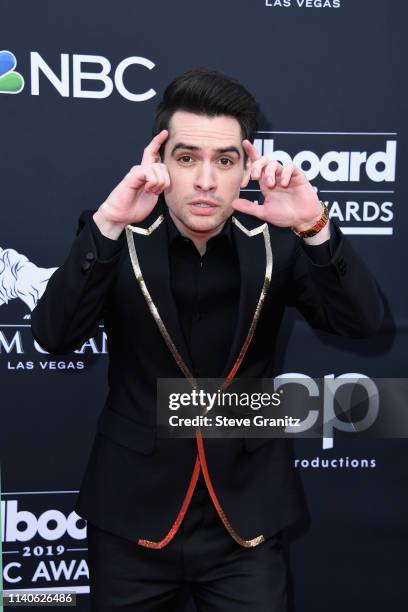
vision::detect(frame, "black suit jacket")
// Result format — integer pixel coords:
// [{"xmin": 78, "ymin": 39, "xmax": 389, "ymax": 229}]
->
[{"xmin": 31, "ymin": 196, "xmax": 383, "ymax": 546}]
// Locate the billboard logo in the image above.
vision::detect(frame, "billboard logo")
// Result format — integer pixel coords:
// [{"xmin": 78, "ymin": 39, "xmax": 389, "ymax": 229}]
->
[
  {"xmin": 251, "ymin": 132, "xmax": 397, "ymax": 235},
  {"xmin": 1, "ymin": 493, "xmax": 89, "ymax": 594},
  {"xmin": 0, "ymin": 50, "xmax": 24, "ymax": 94},
  {"xmin": 1, "ymin": 501, "xmax": 85, "ymax": 542},
  {"xmin": 255, "ymin": 138, "xmax": 396, "ymax": 183}
]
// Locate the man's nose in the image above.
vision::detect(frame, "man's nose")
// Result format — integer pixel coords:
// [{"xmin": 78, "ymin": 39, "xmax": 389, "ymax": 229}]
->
[{"xmin": 194, "ymin": 162, "xmax": 217, "ymax": 192}]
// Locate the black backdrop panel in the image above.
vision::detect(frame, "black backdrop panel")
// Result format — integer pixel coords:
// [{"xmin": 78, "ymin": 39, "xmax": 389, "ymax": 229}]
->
[{"xmin": 1, "ymin": 1, "xmax": 406, "ymax": 609}]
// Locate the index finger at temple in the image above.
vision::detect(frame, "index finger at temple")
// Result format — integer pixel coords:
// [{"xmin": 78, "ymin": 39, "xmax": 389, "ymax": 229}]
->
[
  {"xmin": 142, "ymin": 130, "xmax": 169, "ymax": 164},
  {"xmin": 242, "ymin": 139, "xmax": 261, "ymax": 162}
]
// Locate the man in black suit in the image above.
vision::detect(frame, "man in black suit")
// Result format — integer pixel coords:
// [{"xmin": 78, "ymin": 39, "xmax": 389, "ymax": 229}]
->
[{"xmin": 31, "ymin": 68, "xmax": 383, "ymax": 611}]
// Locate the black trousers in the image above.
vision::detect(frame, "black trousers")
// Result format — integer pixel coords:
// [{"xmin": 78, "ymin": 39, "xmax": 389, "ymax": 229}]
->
[{"xmin": 87, "ymin": 473, "xmax": 288, "ymax": 611}]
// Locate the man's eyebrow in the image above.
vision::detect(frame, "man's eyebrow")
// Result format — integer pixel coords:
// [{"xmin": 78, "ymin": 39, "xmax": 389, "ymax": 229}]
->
[{"xmin": 171, "ymin": 143, "xmax": 241, "ymax": 158}]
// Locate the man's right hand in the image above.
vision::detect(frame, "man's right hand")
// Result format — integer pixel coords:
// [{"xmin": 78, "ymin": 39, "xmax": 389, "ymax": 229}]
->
[{"xmin": 93, "ymin": 130, "xmax": 170, "ymax": 239}]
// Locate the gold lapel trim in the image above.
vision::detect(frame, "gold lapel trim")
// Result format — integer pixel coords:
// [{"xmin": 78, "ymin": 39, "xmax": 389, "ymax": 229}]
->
[
  {"xmin": 127, "ymin": 214, "xmax": 164, "ymax": 236},
  {"xmin": 125, "ymin": 213, "xmax": 273, "ymax": 548},
  {"xmin": 125, "ymin": 216, "xmax": 195, "ymax": 382},
  {"xmin": 231, "ymin": 216, "xmax": 267, "ymax": 237},
  {"xmin": 223, "ymin": 217, "xmax": 273, "ymax": 386},
  {"xmin": 125, "ymin": 214, "xmax": 273, "ymax": 387}
]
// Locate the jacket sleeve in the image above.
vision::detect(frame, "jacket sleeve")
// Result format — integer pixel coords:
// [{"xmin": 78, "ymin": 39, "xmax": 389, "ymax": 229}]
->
[
  {"xmin": 31, "ymin": 209, "xmax": 126, "ymax": 354},
  {"xmin": 300, "ymin": 220, "xmax": 339, "ymax": 264},
  {"xmin": 286, "ymin": 221, "xmax": 384, "ymax": 338}
]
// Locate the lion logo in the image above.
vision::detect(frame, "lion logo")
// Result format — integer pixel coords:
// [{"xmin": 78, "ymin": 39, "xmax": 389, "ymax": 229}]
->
[{"xmin": 0, "ymin": 247, "xmax": 58, "ymax": 312}]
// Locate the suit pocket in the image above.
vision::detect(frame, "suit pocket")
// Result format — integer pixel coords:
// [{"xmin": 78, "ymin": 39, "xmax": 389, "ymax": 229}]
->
[{"xmin": 96, "ymin": 407, "xmax": 156, "ymax": 455}]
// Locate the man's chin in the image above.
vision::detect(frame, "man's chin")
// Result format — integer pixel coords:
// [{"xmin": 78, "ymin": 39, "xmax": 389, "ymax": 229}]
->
[{"xmin": 183, "ymin": 214, "xmax": 229, "ymax": 234}]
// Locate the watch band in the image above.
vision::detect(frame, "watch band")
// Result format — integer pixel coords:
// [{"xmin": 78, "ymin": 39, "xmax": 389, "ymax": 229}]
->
[{"xmin": 291, "ymin": 201, "xmax": 329, "ymax": 238}]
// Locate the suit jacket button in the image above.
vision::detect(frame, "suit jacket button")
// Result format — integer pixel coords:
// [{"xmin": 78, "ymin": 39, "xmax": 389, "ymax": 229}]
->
[
  {"xmin": 85, "ymin": 251, "xmax": 95, "ymax": 261},
  {"xmin": 81, "ymin": 261, "xmax": 92, "ymax": 273}
]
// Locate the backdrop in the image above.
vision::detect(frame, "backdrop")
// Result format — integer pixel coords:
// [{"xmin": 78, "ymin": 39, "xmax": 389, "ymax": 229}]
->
[{"xmin": 1, "ymin": 1, "xmax": 406, "ymax": 610}]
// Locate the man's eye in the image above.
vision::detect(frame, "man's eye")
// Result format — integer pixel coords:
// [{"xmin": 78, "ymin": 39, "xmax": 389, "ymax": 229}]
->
[
  {"xmin": 218, "ymin": 157, "xmax": 233, "ymax": 167},
  {"xmin": 178, "ymin": 155, "xmax": 193, "ymax": 163}
]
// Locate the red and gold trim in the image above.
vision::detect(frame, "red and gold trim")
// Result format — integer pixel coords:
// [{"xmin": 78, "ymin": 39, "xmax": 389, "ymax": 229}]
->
[
  {"xmin": 126, "ymin": 216, "xmax": 272, "ymax": 548},
  {"xmin": 195, "ymin": 428, "xmax": 264, "ymax": 547},
  {"xmin": 137, "ymin": 455, "xmax": 201, "ymax": 549}
]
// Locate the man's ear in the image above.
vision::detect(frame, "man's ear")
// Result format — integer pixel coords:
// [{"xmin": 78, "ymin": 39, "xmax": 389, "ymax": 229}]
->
[{"xmin": 240, "ymin": 157, "xmax": 252, "ymax": 189}]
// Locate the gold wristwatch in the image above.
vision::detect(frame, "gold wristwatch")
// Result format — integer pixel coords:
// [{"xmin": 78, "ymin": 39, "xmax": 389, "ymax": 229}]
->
[{"xmin": 291, "ymin": 201, "xmax": 329, "ymax": 238}]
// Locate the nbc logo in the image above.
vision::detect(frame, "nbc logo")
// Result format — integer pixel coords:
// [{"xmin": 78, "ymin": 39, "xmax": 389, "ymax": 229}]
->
[{"xmin": 0, "ymin": 50, "xmax": 24, "ymax": 93}]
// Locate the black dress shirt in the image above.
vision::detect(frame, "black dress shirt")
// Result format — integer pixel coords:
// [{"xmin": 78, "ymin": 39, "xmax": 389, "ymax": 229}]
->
[{"xmin": 164, "ymin": 207, "xmax": 240, "ymax": 378}]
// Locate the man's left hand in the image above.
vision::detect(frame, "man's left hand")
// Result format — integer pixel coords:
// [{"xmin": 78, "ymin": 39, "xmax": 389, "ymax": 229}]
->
[{"xmin": 232, "ymin": 140, "xmax": 322, "ymax": 233}]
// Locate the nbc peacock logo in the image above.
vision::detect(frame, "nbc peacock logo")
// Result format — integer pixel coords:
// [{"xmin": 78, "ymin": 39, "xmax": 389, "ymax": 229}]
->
[{"xmin": 0, "ymin": 50, "xmax": 24, "ymax": 93}]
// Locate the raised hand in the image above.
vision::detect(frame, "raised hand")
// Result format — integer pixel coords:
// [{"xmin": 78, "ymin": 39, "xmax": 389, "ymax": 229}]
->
[
  {"xmin": 231, "ymin": 140, "xmax": 322, "ymax": 232},
  {"xmin": 93, "ymin": 130, "xmax": 170, "ymax": 238}
]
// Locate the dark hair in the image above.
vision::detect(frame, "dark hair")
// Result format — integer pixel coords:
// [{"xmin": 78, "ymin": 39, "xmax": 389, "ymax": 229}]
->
[{"xmin": 153, "ymin": 68, "xmax": 259, "ymax": 161}]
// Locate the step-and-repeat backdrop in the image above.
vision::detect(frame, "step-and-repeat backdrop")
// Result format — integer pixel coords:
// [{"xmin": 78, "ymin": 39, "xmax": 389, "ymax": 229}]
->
[{"xmin": 1, "ymin": 1, "xmax": 406, "ymax": 610}]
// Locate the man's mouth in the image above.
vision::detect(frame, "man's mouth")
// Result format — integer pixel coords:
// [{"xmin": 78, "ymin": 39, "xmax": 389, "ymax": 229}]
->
[{"xmin": 189, "ymin": 199, "xmax": 218, "ymax": 208}]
